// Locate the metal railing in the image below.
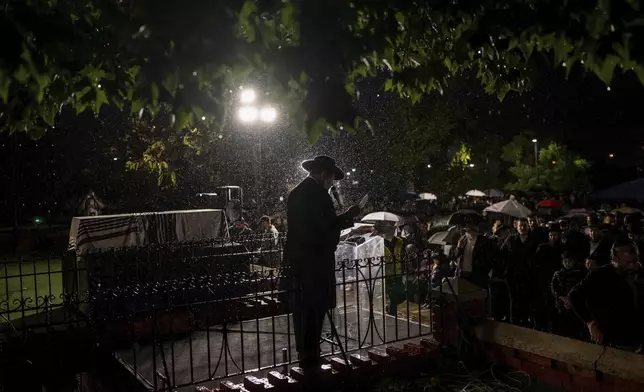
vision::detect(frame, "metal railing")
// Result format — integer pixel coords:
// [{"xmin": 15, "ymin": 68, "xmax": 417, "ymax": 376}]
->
[{"xmin": 1, "ymin": 234, "xmax": 440, "ymax": 391}]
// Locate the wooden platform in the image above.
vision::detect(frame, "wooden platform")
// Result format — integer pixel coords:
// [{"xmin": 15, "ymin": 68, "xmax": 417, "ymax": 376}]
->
[{"xmin": 114, "ymin": 305, "xmax": 433, "ymax": 391}]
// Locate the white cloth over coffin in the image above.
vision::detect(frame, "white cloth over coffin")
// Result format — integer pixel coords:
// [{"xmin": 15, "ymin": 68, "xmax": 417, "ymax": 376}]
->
[
  {"xmin": 173, "ymin": 209, "xmax": 227, "ymax": 242},
  {"xmin": 69, "ymin": 209, "xmax": 226, "ymax": 254}
]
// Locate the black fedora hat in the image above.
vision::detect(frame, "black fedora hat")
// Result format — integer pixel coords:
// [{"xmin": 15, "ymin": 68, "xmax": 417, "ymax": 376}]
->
[{"xmin": 301, "ymin": 155, "xmax": 345, "ymax": 180}]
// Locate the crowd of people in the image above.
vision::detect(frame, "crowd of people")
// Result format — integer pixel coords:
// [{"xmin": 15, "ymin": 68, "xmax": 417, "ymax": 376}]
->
[
  {"xmin": 393, "ymin": 209, "xmax": 644, "ymax": 351},
  {"xmin": 225, "ymin": 182, "xmax": 644, "ymax": 353}
]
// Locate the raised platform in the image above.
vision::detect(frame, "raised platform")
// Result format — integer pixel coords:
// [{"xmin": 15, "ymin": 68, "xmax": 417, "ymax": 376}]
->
[{"xmin": 114, "ymin": 304, "xmax": 432, "ymax": 391}]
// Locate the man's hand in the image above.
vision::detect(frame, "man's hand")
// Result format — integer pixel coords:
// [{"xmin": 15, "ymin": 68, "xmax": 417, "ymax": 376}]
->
[
  {"xmin": 588, "ymin": 321, "xmax": 604, "ymax": 344},
  {"xmin": 559, "ymin": 296, "xmax": 571, "ymax": 309},
  {"xmin": 347, "ymin": 205, "xmax": 361, "ymax": 218}
]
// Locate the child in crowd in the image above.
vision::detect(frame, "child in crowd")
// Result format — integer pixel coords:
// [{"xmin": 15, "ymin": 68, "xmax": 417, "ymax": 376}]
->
[{"xmin": 551, "ymin": 252, "xmax": 587, "ymax": 339}]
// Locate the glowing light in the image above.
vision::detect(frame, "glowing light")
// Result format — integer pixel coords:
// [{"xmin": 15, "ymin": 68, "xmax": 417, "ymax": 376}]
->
[
  {"xmin": 113, "ymin": 157, "xmax": 118, "ymax": 161},
  {"xmin": 346, "ymin": 172, "xmax": 351, "ymax": 176},
  {"xmin": 469, "ymin": 163, "xmax": 475, "ymax": 168},
  {"xmin": 552, "ymin": 160, "xmax": 556, "ymax": 164},
  {"xmin": 427, "ymin": 164, "xmax": 431, "ymax": 168},
  {"xmin": 609, "ymin": 153, "xmax": 614, "ymax": 158},
  {"xmin": 279, "ymin": 196, "xmax": 284, "ymax": 202},
  {"xmin": 240, "ymin": 89, "xmax": 256, "ymax": 104},
  {"xmin": 532, "ymin": 139, "xmax": 537, "ymax": 143},
  {"xmin": 201, "ymin": 116, "xmax": 206, "ymax": 121},
  {"xmin": 259, "ymin": 107, "xmax": 277, "ymax": 122},
  {"xmin": 238, "ymin": 106, "xmax": 259, "ymax": 122},
  {"xmin": 352, "ymin": 168, "xmax": 356, "ymax": 172}
]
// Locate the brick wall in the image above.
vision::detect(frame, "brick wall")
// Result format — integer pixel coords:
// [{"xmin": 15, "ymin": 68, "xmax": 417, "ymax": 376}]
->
[{"xmin": 476, "ymin": 322, "xmax": 644, "ymax": 392}]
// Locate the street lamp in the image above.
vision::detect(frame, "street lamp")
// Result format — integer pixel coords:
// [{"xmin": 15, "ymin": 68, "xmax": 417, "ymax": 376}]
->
[
  {"xmin": 236, "ymin": 88, "xmax": 278, "ymax": 214},
  {"xmin": 240, "ymin": 88, "xmax": 256, "ymax": 104},
  {"xmin": 532, "ymin": 139, "xmax": 539, "ymax": 186},
  {"xmin": 238, "ymin": 106, "xmax": 259, "ymax": 122},
  {"xmin": 260, "ymin": 107, "xmax": 277, "ymax": 122},
  {"xmin": 469, "ymin": 163, "xmax": 475, "ymax": 168}
]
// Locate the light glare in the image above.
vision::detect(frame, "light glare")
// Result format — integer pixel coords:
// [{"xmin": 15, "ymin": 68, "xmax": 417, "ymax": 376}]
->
[
  {"xmin": 240, "ymin": 89, "xmax": 256, "ymax": 104},
  {"xmin": 238, "ymin": 106, "xmax": 259, "ymax": 122},
  {"xmin": 260, "ymin": 107, "xmax": 277, "ymax": 122}
]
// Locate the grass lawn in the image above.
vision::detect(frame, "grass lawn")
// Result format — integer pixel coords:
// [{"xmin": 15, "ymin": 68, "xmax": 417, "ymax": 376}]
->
[{"xmin": 0, "ymin": 258, "xmax": 64, "ymax": 322}]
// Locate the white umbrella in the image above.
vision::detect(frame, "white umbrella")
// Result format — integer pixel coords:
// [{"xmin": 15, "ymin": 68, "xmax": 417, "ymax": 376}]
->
[
  {"xmin": 612, "ymin": 207, "xmax": 641, "ymax": 214},
  {"xmin": 484, "ymin": 199, "xmax": 532, "ymax": 218},
  {"xmin": 465, "ymin": 189, "xmax": 486, "ymax": 197},
  {"xmin": 361, "ymin": 211, "xmax": 403, "ymax": 224},
  {"xmin": 419, "ymin": 192, "xmax": 437, "ymax": 200},
  {"xmin": 484, "ymin": 189, "xmax": 504, "ymax": 198}
]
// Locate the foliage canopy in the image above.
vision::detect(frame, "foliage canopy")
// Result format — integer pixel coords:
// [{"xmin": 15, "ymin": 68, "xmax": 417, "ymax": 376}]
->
[
  {"xmin": 502, "ymin": 133, "xmax": 591, "ymax": 192},
  {"xmin": 2, "ymin": 0, "xmax": 644, "ymax": 141}
]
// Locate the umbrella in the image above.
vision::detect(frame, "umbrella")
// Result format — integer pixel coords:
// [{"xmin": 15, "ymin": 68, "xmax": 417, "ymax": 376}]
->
[
  {"xmin": 466, "ymin": 190, "xmax": 486, "ymax": 197},
  {"xmin": 340, "ymin": 223, "xmax": 374, "ymax": 240},
  {"xmin": 483, "ymin": 199, "xmax": 532, "ymax": 218},
  {"xmin": 561, "ymin": 210, "xmax": 593, "ymax": 220},
  {"xmin": 428, "ymin": 230, "xmax": 461, "ymax": 245},
  {"xmin": 419, "ymin": 192, "xmax": 437, "ymax": 200},
  {"xmin": 430, "ymin": 210, "xmax": 480, "ymax": 227},
  {"xmin": 361, "ymin": 211, "xmax": 403, "ymax": 224},
  {"xmin": 594, "ymin": 178, "xmax": 644, "ymax": 202},
  {"xmin": 484, "ymin": 189, "xmax": 505, "ymax": 198},
  {"xmin": 612, "ymin": 207, "xmax": 641, "ymax": 214},
  {"xmin": 396, "ymin": 192, "xmax": 420, "ymax": 201},
  {"xmin": 537, "ymin": 199, "xmax": 563, "ymax": 208}
]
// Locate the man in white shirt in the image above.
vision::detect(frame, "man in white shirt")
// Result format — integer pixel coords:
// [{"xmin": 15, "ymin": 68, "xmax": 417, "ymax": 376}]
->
[{"xmin": 456, "ymin": 220, "xmax": 495, "ymax": 288}]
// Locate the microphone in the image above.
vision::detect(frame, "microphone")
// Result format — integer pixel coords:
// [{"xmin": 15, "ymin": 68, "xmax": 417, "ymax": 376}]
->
[{"xmin": 330, "ymin": 186, "xmax": 344, "ymax": 209}]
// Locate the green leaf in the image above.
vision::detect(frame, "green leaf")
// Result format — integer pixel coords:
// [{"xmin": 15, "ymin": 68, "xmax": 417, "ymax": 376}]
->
[
  {"xmin": 0, "ymin": 70, "xmax": 11, "ymax": 102},
  {"xmin": 281, "ymin": 2, "xmax": 296, "ymax": 26},
  {"xmin": 174, "ymin": 108, "xmax": 193, "ymax": 129},
  {"xmin": 586, "ymin": 11, "xmax": 608, "ymax": 38},
  {"xmin": 496, "ymin": 81, "xmax": 511, "ymax": 101},
  {"xmin": 14, "ymin": 65, "xmax": 30, "ymax": 84},
  {"xmin": 131, "ymin": 99, "xmax": 144, "ymax": 115},
  {"xmin": 28, "ymin": 126, "xmax": 47, "ymax": 140},
  {"xmin": 308, "ymin": 117, "xmax": 327, "ymax": 143},
  {"xmin": 240, "ymin": 1, "xmax": 257, "ymax": 42},
  {"xmin": 40, "ymin": 104, "xmax": 56, "ymax": 126},
  {"xmin": 162, "ymin": 71, "xmax": 178, "ymax": 96},
  {"xmin": 94, "ymin": 87, "xmax": 108, "ymax": 113},
  {"xmin": 634, "ymin": 65, "xmax": 644, "ymax": 85},
  {"xmin": 150, "ymin": 82, "xmax": 159, "ymax": 104},
  {"xmin": 595, "ymin": 55, "xmax": 618, "ymax": 85}
]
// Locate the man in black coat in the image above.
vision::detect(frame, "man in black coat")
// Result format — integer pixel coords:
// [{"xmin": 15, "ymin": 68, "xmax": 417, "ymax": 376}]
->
[
  {"xmin": 587, "ymin": 225, "xmax": 612, "ymax": 266},
  {"xmin": 569, "ymin": 239, "xmax": 642, "ymax": 348},
  {"xmin": 283, "ymin": 156, "xmax": 360, "ymax": 378},
  {"xmin": 501, "ymin": 218, "xmax": 541, "ymax": 326}
]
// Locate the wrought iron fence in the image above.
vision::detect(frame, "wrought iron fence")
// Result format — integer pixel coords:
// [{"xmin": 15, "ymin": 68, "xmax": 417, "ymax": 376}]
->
[
  {"xmin": 1, "ymin": 234, "xmax": 441, "ymax": 391},
  {"xmin": 0, "ymin": 253, "xmax": 89, "ymax": 332}
]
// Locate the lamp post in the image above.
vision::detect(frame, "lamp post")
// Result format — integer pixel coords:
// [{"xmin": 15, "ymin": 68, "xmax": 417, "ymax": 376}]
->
[
  {"xmin": 532, "ymin": 139, "xmax": 539, "ymax": 186},
  {"xmin": 237, "ymin": 88, "xmax": 277, "ymax": 215}
]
